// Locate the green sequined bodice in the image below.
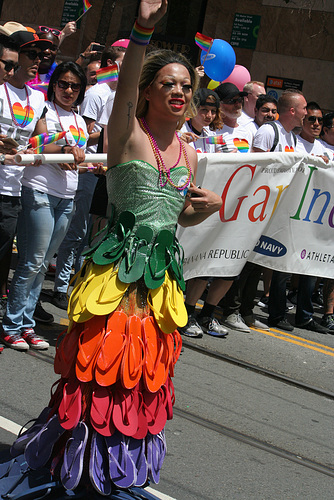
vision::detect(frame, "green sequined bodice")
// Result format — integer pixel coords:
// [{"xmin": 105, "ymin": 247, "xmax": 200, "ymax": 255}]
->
[{"xmin": 107, "ymin": 160, "xmax": 190, "ymax": 233}]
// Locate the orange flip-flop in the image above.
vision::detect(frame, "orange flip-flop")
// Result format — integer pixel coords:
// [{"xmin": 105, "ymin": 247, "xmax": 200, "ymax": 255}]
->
[
  {"xmin": 95, "ymin": 311, "xmax": 127, "ymax": 387},
  {"xmin": 168, "ymin": 329, "xmax": 182, "ymax": 378},
  {"xmin": 121, "ymin": 315, "xmax": 145, "ymax": 390},
  {"xmin": 76, "ymin": 315, "xmax": 106, "ymax": 383},
  {"xmin": 142, "ymin": 317, "xmax": 169, "ymax": 393},
  {"xmin": 54, "ymin": 324, "xmax": 82, "ymax": 378}
]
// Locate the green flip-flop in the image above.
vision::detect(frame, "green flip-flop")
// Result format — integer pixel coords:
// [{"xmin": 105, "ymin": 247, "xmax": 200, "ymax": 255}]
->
[
  {"xmin": 169, "ymin": 239, "xmax": 186, "ymax": 292},
  {"xmin": 93, "ymin": 211, "xmax": 136, "ymax": 266},
  {"xmin": 144, "ymin": 229, "xmax": 174, "ymax": 290},
  {"xmin": 118, "ymin": 225, "xmax": 154, "ymax": 283}
]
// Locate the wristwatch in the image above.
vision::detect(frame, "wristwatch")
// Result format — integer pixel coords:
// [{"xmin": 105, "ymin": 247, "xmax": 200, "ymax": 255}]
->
[{"xmin": 0, "ymin": 154, "xmax": 6, "ymax": 165}]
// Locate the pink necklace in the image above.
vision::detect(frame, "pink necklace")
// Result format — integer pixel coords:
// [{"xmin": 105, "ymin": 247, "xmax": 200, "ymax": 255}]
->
[
  {"xmin": 4, "ymin": 83, "xmax": 31, "ymax": 128},
  {"xmin": 53, "ymin": 101, "xmax": 80, "ymax": 146},
  {"xmin": 139, "ymin": 118, "xmax": 192, "ymax": 191}
]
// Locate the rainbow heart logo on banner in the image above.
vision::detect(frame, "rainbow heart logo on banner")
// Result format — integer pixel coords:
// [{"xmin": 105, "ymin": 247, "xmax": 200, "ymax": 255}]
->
[
  {"xmin": 233, "ymin": 138, "xmax": 249, "ymax": 153},
  {"xmin": 12, "ymin": 102, "xmax": 34, "ymax": 126},
  {"xmin": 285, "ymin": 145, "xmax": 294, "ymax": 152},
  {"xmin": 69, "ymin": 125, "xmax": 86, "ymax": 147}
]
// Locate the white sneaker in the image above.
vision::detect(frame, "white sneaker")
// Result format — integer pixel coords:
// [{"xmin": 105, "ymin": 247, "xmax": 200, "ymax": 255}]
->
[
  {"xmin": 243, "ymin": 315, "xmax": 269, "ymax": 331},
  {"xmin": 198, "ymin": 316, "xmax": 228, "ymax": 337},
  {"xmin": 179, "ymin": 315, "xmax": 203, "ymax": 338},
  {"xmin": 223, "ymin": 313, "xmax": 250, "ymax": 333}
]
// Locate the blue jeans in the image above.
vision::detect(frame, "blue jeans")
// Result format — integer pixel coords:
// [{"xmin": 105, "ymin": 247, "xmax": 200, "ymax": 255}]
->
[
  {"xmin": 2, "ymin": 186, "xmax": 74, "ymax": 335},
  {"xmin": 54, "ymin": 172, "xmax": 98, "ymax": 293}
]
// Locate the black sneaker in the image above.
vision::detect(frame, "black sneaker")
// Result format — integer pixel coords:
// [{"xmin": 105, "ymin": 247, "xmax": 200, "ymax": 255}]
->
[
  {"xmin": 296, "ymin": 319, "xmax": 329, "ymax": 334},
  {"xmin": 268, "ymin": 318, "xmax": 294, "ymax": 332},
  {"xmin": 52, "ymin": 291, "xmax": 68, "ymax": 310},
  {"xmin": 312, "ymin": 289, "xmax": 324, "ymax": 307},
  {"xmin": 321, "ymin": 314, "xmax": 334, "ymax": 333},
  {"xmin": 33, "ymin": 301, "xmax": 54, "ymax": 324},
  {"xmin": 257, "ymin": 295, "xmax": 269, "ymax": 308}
]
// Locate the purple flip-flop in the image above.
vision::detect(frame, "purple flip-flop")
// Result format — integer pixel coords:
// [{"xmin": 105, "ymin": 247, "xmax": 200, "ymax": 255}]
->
[
  {"xmin": 127, "ymin": 436, "xmax": 148, "ymax": 487},
  {"xmin": 89, "ymin": 431, "xmax": 112, "ymax": 496},
  {"xmin": 60, "ymin": 421, "xmax": 88, "ymax": 491},
  {"xmin": 10, "ymin": 407, "xmax": 51, "ymax": 457},
  {"xmin": 146, "ymin": 431, "xmax": 167, "ymax": 484},
  {"xmin": 106, "ymin": 431, "xmax": 137, "ymax": 488},
  {"xmin": 24, "ymin": 414, "xmax": 66, "ymax": 469}
]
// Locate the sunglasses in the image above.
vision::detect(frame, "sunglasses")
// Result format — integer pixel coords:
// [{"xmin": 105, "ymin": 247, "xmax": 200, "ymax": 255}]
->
[
  {"xmin": 38, "ymin": 26, "xmax": 61, "ymax": 37},
  {"xmin": 21, "ymin": 50, "xmax": 44, "ymax": 61},
  {"xmin": 56, "ymin": 80, "xmax": 81, "ymax": 92},
  {"xmin": 307, "ymin": 115, "xmax": 323, "ymax": 124},
  {"xmin": 0, "ymin": 59, "xmax": 20, "ymax": 73},
  {"xmin": 223, "ymin": 96, "xmax": 244, "ymax": 105}
]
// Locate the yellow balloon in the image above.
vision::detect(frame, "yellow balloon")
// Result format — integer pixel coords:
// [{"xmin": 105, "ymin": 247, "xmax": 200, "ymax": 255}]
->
[{"xmin": 208, "ymin": 79, "xmax": 220, "ymax": 90}]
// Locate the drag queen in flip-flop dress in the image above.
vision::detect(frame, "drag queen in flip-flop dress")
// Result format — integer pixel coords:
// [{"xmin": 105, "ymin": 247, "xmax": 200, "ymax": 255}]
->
[{"xmin": 0, "ymin": 1, "xmax": 222, "ymax": 498}]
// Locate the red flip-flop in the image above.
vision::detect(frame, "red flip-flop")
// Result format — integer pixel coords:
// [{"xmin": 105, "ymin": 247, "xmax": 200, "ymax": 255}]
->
[
  {"xmin": 143, "ymin": 388, "xmax": 167, "ymax": 435},
  {"xmin": 112, "ymin": 387, "xmax": 139, "ymax": 437},
  {"xmin": 90, "ymin": 386, "xmax": 115, "ymax": 437},
  {"xmin": 58, "ymin": 379, "xmax": 82, "ymax": 431}
]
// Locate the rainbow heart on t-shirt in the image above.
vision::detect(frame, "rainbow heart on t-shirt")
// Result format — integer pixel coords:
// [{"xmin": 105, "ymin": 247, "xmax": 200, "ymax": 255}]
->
[
  {"xmin": 285, "ymin": 145, "xmax": 294, "ymax": 152},
  {"xmin": 12, "ymin": 102, "xmax": 34, "ymax": 126},
  {"xmin": 69, "ymin": 125, "xmax": 86, "ymax": 148},
  {"xmin": 233, "ymin": 138, "xmax": 249, "ymax": 153}
]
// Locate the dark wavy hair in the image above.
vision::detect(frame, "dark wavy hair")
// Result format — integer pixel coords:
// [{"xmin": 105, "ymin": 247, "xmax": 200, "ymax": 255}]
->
[
  {"xmin": 47, "ymin": 61, "xmax": 87, "ymax": 106},
  {"xmin": 320, "ymin": 112, "xmax": 334, "ymax": 137},
  {"xmin": 136, "ymin": 49, "xmax": 199, "ymax": 127}
]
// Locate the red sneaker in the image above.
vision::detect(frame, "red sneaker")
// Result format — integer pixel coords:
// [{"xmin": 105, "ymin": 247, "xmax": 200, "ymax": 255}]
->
[
  {"xmin": 21, "ymin": 329, "xmax": 49, "ymax": 350},
  {"xmin": 0, "ymin": 331, "xmax": 29, "ymax": 351}
]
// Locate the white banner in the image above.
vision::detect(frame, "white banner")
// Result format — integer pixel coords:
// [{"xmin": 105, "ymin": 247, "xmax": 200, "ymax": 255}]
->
[{"xmin": 177, "ymin": 152, "xmax": 334, "ymax": 280}]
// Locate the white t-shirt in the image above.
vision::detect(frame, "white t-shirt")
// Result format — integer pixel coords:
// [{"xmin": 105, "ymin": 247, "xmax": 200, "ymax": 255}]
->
[
  {"xmin": 296, "ymin": 136, "xmax": 326, "ymax": 156},
  {"xmin": 215, "ymin": 123, "xmax": 253, "ymax": 153},
  {"xmin": 99, "ymin": 91, "xmax": 116, "ymax": 127},
  {"xmin": 247, "ymin": 120, "xmax": 259, "ymax": 148},
  {"xmin": 318, "ymin": 138, "xmax": 334, "ymax": 161},
  {"xmin": 80, "ymin": 83, "xmax": 113, "ymax": 153},
  {"xmin": 180, "ymin": 121, "xmax": 217, "ymax": 154},
  {"xmin": 253, "ymin": 121, "xmax": 296, "ymax": 152},
  {"xmin": 238, "ymin": 110, "xmax": 253, "ymax": 127},
  {"xmin": 0, "ymin": 83, "xmax": 45, "ymax": 196},
  {"xmin": 22, "ymin": 101, "xmax": 88, "ymax": 199}
]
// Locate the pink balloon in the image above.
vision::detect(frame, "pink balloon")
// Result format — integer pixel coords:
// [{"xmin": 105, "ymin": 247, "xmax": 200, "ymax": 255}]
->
[{"xmin": 221, "ymin": 65, "xmax": 251, "ymax": 91}]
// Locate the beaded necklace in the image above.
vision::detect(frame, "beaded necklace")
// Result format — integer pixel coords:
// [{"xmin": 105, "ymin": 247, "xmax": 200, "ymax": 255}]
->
[
  {"xmin": 53, "ymin": 101, "xmax": 81, "ymax": 147},
  {"xmin": 4, "ymin": 83, "xmax": 31, "ymax": 128},
  {"xmin": 139, "ymin": 118, "xmax": 192, "ymax": 191}
]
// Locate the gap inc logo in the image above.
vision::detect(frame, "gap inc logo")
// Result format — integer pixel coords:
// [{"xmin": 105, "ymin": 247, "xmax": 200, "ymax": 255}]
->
[{"xmin": 253, "ymin": 235, "xmax": 287, "ymax": 257}]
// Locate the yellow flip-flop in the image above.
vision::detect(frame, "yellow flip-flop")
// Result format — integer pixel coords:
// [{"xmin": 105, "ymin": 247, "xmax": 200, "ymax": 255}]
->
[{"xmin": 86, "ymin": 270, "xmax": 129, "ymax": 316}]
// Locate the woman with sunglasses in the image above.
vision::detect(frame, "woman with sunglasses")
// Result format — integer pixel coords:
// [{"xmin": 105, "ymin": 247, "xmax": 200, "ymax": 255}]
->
[
  {"xmin": 4, "ymin": 1, "xmax": 222, "ymax": 496},
  {"xmin": 2, "ymin": 61, "xmax": 88, "ymax": 350}
]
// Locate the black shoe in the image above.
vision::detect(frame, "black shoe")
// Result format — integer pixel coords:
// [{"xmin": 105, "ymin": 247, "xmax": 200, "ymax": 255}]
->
[
  {"xmin": 296, "ymin": 319, "xmax": 329, "ymax": 334},
  {"xmin": 321, "ymin": 314, "xmax": 334, "ymax": 333},
  {"xmin": 268, "ymin": 318, "xmax": 294, "ymax": 332},
  {"xmin": 312, "ymin": 290, "xmax": 324, "ymax": 307},
  {"xmin": 52, "ymin": 291, "xmax": 68, "ymax": 310},
  {"xmin": 33, "ymin": 301, "xmax": 54, "ymax": 324}
]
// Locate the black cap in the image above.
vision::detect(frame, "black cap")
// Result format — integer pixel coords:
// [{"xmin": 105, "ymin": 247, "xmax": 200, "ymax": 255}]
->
[
  {"xmin": 194, "ymin": 88, "xmax": 220, "ymax": 109},
  {"xmin": 215, "ymin": 82, "xmax": 248, "ymax": 102},
  {"xmin": 10, "ymin": 31, "xmax": 52, "ymax": 51}
]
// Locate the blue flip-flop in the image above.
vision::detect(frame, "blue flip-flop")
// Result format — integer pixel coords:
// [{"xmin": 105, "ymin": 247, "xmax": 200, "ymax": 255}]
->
[
  {"xmin": 106, "ymin": 431, "xmax": 137, "ymax": 489},
  {"xmin": 89, "ymin": 431, "xmax": 112, "ymax": 496},
  {"xmin": 10, "ymin": 407, "xmax": 51, "ymax": 458},
  {"xmin": 61, "ymin": 421, "xmax": 88, "ymax": 491},
  {"xmin": 127, "ymin": 436, "xmax": 148, "ymax": 487}
]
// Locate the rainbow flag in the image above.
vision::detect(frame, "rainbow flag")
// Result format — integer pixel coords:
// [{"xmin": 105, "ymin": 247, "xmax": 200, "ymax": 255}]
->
[
  {"xmin": 195, "ymin": 32, "xmax": 213, "ymax": 52},
  {"xmin": 29, "ymin": 131, "xmax": 67, "ymax": 153},
  {"xmin": 206, "ymin": 136, "xmax": 226, "ymax": 145},
  {"xmin": 30, "ymin": 82, "xmax": 48, "ymax": 98},
  {"xmin": 96, "ymin": 64, "xmax": 118, "ymax": 84},
  {"xmin": 83, "ymin": 0, "xmax": 92, "ymax": 13}
]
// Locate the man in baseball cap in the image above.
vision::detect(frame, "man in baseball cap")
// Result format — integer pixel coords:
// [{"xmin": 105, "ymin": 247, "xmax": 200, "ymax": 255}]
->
[{"xmin": 10, "ymin": 31, "xmax": 52, "ymax": 81}]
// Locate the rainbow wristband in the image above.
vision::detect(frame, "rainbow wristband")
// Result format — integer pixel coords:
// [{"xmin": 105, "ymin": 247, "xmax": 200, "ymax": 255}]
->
[{"xmin": 130, "ymin": 21, "xmax": 154, "ymax": 46}]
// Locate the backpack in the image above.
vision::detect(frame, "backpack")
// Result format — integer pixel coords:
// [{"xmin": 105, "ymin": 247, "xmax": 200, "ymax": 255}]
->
[{"xmin": 267, "ymin": 121, "xmax": 297, "ymax": 152}]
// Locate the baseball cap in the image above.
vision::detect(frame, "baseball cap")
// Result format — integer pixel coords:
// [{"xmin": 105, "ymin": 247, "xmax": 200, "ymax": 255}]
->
[
  {"xmin": 215, "ymin": 82, "xmax": 247, "ymax": 102},
  {"xmin": 111, "ymin": 39, "xmax": 130, "ymax": 48},
  {"xmin": 10, "ymin": 31, "xmax": 52, "ymax": 51},
  {"xmin": 0, "ymin": 21, "xmax": 27, "ymax": 36},
  {"xmin": 194, "ymin": 88, "xmax": 220, "ymax": 109}
]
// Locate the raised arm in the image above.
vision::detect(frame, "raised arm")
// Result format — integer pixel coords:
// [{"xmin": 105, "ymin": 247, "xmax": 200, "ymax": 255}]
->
[{"xmin": 107, "ymin": 0, "xmax": 168, "ymax": 164}]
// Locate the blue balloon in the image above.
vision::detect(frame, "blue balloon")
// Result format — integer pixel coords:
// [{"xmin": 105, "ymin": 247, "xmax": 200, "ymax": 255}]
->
[{"xmin": 200, "ymin": 39, "xmax": 236, "ymax": 82}]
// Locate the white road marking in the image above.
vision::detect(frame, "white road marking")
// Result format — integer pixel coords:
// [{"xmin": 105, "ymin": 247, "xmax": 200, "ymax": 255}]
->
[{"xmin": 0, "ymin": 415, "xmax": 177, "ymax": 500}]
